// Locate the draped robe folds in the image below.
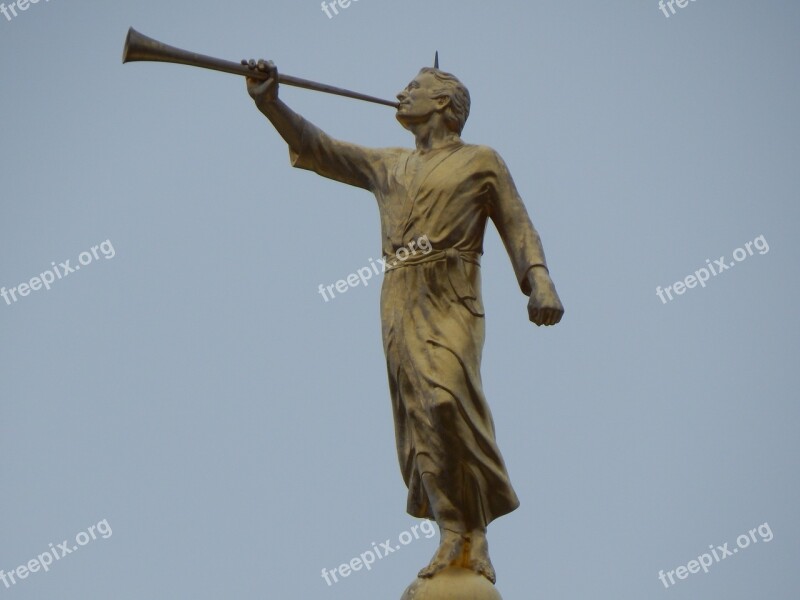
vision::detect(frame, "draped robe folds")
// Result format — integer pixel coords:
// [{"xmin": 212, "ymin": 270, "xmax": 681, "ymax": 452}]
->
[{"xmin": 289, "ymin": 121, "xmax": 549, "ymax": 526}]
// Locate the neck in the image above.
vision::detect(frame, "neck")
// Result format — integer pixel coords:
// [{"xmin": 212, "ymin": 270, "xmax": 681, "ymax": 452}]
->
[{"xmin": 409, "ymin": 121, "xmax": 461, "ymax": 153}]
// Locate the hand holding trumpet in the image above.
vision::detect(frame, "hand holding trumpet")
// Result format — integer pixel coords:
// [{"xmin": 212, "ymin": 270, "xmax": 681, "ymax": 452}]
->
[{"xmin": 242, "ymin": 59, "xmax": 279, "ymax": 108}]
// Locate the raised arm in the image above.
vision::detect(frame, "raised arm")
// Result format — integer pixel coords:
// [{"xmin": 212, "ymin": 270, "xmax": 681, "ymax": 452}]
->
[
  {"xmin": 244, "ymin": 59, "xmax": 304, "ymax": 152},
  {"xmin": 243, "ymin": 59, "xmax": 390, "ymax": 192}
]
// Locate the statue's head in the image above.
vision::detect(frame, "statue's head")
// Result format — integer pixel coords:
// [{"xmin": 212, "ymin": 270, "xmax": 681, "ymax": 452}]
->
[{"xmin": 396, "ymin": 68, "xmax": 471, "ymax": 135}]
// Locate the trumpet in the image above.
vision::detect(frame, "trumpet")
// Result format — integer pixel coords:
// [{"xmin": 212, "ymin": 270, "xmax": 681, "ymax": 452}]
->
[{"xmin": 122, "ymin": 28, "xmax": 399, "ymax": 109}]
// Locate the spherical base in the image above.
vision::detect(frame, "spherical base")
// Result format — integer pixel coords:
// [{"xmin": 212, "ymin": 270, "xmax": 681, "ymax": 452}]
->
[{"xmin": 400, "ymin": 567, "xmax": 503, "ymax": 600}]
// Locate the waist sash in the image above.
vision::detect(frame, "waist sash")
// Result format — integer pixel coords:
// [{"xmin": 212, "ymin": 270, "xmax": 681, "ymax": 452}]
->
[{"xmin": 384, "ymin": 248, "xmax": 484, "ymax": 316}]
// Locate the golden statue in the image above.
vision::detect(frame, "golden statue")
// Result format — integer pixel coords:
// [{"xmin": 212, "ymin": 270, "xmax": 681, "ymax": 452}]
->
[
  {"xmin": 244, "ymin": 58, "xmax": 564, "ymax": 598},
  {"xmin": 121, "ymin": 30, "xmax": 564, "ymax": 597}
]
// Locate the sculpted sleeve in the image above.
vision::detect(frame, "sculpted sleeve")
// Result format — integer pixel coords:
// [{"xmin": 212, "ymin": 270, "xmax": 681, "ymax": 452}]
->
[
  {"xmin": 485, "ymin": 149, "xmax": 550, "ymax": 296},
  {"xmin": 289, "ymin": 120, "xmax": 389, "ymax": 192}
]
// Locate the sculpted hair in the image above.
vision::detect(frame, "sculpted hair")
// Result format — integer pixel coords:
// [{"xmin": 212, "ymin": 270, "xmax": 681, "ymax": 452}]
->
[{"xmin": 419, "ymin": 67, "xmax": 471, "ymax": 134}]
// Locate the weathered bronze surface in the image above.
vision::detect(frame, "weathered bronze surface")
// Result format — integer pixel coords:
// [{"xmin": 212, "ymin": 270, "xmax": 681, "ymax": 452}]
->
[
  {"xmin": 243, "ymin": 58, "xmax": 564, "ymax": 597},
  {"xmin": 123, "ymin": 33, "xmax": 564, "ymax": 594}
]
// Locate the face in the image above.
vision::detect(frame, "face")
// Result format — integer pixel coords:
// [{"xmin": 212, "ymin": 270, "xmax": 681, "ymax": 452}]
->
[{"xmin": 396, "ymin": 72, "xmax": 449, "ymax": 128}]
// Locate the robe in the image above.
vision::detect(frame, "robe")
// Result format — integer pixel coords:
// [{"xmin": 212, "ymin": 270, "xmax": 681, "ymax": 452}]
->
[{"xmin": 289, "ymin": 121, "xmax": 549, "ymax": 526}]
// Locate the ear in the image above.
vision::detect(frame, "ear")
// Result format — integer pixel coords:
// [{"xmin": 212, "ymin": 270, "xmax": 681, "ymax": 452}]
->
[{"xmin": 435, "ymin": 95, "xmax": 451, "ymax": 110}]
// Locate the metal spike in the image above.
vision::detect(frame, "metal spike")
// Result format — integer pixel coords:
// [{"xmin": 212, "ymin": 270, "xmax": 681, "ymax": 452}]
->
[{"xmin": 434, "ymin": 51, "xmax": 439, "ymax": 69}]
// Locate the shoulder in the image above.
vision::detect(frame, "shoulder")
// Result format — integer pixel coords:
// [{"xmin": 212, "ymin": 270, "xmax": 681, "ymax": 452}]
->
[
  {"xmin": 459, "ymin": 143, "xmax": 506, "ymax": 164},
  {"xmin": 370, "ymin": 145, "xmax": 412, "ymax": 162},
  {"xmin": 457, "ymin": 144, "xmax": 510, "ymax": 174},
  {"xmin": 382, "ymin": 146, "xmax": 413, "ymax": 157}
]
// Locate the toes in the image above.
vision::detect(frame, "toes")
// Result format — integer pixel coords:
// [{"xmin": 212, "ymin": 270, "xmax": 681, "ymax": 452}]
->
[
  {"xmin": 418, "ymin": 563, "xmax": 440, "ymax": 579},
  {"xmin": 483, "ymin": 566, "xmax": 496, "ymax": 584},
  {"xmin": 417, "ymin": 567, "xmax": 433, "ymax": 579},
  {"xmin": 469, "ymin": 559, "xmax": 496, "ymax": 584},
  {"xmin": 418, "ymin": 556, "xmax": 452, "ymax": 579}
]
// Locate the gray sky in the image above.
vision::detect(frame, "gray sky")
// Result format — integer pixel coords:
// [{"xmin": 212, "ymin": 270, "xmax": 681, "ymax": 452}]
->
[{"xmin": 1, "ymin": 1, "xmax": 798, "ymax": 598}]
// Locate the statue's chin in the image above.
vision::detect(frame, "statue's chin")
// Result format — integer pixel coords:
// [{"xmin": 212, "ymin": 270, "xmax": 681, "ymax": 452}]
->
[
  {"xmin": 395, "ymin": 112, "xmax": 415, "ymax": 130},
  {"xmin": 396, "ymin": 110, "xmax": 429, "ymax": 130}
]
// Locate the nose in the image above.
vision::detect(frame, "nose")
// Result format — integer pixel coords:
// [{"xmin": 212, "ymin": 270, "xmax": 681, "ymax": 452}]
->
[{"xmin": 396, "ymin": 90, "xmax": 407, "ymax": 103}]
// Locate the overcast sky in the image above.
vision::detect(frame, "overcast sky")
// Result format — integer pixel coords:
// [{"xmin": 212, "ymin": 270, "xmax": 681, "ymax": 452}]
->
[{"xmin": 1, "ymin": 1, "xmax": 799, "ymax": 598}]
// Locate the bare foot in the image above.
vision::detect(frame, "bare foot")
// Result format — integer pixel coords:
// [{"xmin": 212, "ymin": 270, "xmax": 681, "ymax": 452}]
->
[
  {"xmin": 467, "ymin": 531, "xmax": 496, "ymax": 584},
  {"xmin": 418, "ymin": 529, "xmax": 466, "ymax": 579}
]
